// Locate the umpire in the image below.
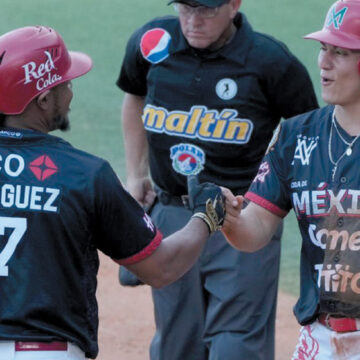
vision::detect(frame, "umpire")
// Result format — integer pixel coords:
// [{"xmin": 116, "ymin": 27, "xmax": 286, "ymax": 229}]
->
[
  {"xmin": 0, "ymin": 26, "xmax": 224, "ymax": 360},
  {"xmin": 117, "ymin": 0, "xmax": 319, "ymax": 359}
]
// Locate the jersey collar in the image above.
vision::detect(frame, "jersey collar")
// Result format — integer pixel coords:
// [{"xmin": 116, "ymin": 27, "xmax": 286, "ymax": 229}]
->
[{"xmin": 170, "ymin": 13, "xmax": 253, "ymax": 66}]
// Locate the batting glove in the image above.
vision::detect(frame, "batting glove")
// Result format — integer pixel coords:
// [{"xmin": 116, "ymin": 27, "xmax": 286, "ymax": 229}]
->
[{"xmin": 184, "ymin": 175, "xmax": 225, "ymax": 233}]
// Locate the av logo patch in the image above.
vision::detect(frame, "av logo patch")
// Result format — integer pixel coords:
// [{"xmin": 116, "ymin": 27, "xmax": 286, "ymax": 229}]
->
[
  {"xmin": 140, "ymin": 28, "xmax": 171, "ymax": 64},
  {"xmin": 170, "ymin": 143, "xmax": 205, "ymax": 176},
  {"xmin": 326, "ymin": 5, "xmax": 348, "ymax": 30},
  {"xmin": 29, "ymin": 155, "xmax": 58, "ymax": 181},
  {"xmin": 292, "ymin": 135, "xmax": 318, "ymax": 166},
  {"xmin": 216, "ymin": 78, "xmax": 237, "ymax": 100}
]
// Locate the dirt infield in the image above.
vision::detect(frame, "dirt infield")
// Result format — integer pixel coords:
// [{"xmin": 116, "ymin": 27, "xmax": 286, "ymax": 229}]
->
[{"xmin": 96, "ymin": 253, "xmax": 300, "ymax": 360}]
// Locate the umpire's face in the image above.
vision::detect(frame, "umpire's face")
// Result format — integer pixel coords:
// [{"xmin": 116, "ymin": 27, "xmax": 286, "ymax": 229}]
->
[{"xmin": 178, "ymin": 0, "xmax": 241, "ymax": 50}]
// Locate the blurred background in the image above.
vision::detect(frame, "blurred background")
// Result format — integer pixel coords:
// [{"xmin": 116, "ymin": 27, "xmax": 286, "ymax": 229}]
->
[{"xmin": 0, "ymin": 0, "xmax": 334, "ymax": 296}]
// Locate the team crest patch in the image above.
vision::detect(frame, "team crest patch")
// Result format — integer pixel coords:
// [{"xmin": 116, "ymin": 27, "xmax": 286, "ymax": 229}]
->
[
  {"xmin": 170, "ymin": 143, "xmax": 205, "ymax": 176},
  {"xmin": 140, "ymin": 28, "xmax": 171, "ymax": 64},
  {"xmin": 215, "ymin": 78, "xmax": 237, "ymax": 100}
]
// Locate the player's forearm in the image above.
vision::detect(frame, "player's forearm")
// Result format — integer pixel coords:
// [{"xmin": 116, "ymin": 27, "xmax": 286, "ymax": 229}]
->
[
  {"xmin": 222, "ymin": 203, "xmax": 280, "ymax": 252},
  {"xmin": 129, "ymin": 218, "xmax": 209, "ymax": 288},
  {"xmin": 121, "ymin": 93, "xmax": 148, "ymax": 179},
  {"xmin": 222, "ymin": 213, "xmax": 268, "ymax": 252}
]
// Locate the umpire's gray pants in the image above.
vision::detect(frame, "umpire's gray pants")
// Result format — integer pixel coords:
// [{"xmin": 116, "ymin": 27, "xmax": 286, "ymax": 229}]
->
[{"xmin": 149, "ymin": 200, "xmax": 282, "ymax": 360}]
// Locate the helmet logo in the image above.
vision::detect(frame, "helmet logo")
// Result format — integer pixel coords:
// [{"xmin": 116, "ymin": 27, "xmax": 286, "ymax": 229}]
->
[
  {"xmin": 326, "ymin": 5, "xmax": 348, "ymax": 30},
  {"xmin": 22, "ymin": 51, "xmax": 62, "ymax": 91}
]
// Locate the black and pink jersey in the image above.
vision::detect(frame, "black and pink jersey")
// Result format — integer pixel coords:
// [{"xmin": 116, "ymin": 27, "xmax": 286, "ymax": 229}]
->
[
  {"xmin": 247, "ymin": 105, "xmax": 360, "ymax": 324},
  {"xmin": 0, "ymin": 128, "xmax": 162, "ymax": 358}
]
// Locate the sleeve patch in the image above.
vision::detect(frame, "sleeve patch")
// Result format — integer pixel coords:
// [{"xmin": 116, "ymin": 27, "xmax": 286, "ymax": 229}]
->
[
  {"xmin": 266, "ymin": 123, "xmax": 282, "ymax": 154},
  {"xmin": 253, "ymin": 161, "xmax": 271, "ymax": 183}
]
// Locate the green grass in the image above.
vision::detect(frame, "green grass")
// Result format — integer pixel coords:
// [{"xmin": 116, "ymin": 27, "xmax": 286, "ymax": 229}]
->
[{"xmin": 0, "ymin": 0, "xmax": 334, "ymax": 296}]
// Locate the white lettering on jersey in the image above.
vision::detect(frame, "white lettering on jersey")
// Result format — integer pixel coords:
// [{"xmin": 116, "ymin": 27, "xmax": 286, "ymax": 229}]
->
[
  {"xmin": 315, "ymin": 263, "xmax": 360, "ymax": 295},
  {"xmin": 0, "ymin": 217, "xmax": 27, "ymax": 276},
  {"xmin": 43, "ymin": 188, "xmax": 60, "ymax": 212},
  {"xmin": 292, "ymin": 135, "xmax": 318, "ymax": 166},
  {"xmin": 308, "ymin": 223, "xmax": 360, "ymax": 252},
  {"xmin": 290, "ymin": 180, "xmax": 308, "ymax": 189},
  {"xmin": 0, "ymin": 183, "xmax": 60, "ymax": 212},
  {"xmin": 1, "ymin": 154, "xmax": 24, "ymax": 177},
  {"xmin": 292, "ymin": 187, "xmax": 360, "ymax": 217},
  {"xmin": 143, "ymin": 213, "xmax": 155, "ymax": 232}
]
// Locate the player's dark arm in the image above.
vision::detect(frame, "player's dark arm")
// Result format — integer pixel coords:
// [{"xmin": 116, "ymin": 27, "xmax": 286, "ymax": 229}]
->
[
  {"xmin": 124, "ymin": 218, "xmax": 209, "ymax": 288},
  {"xmin": 221, "ymin": 187, "xmax": 282, "ymax": 252},
  {"xmin": 122, "ymin": 176, "xmax": 225, "ymax": 288}
]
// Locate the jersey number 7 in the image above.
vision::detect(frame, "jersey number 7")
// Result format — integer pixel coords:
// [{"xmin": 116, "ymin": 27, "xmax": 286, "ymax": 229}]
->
[{"xmin": 0, "ymin": 217, "xmax": 27, "ymax": 276}]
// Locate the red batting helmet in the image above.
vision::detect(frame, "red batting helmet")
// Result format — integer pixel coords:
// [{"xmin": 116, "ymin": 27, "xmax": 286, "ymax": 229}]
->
[
  {"xmin": 0, "ymin": 26, "xmax": 93, "ymax": 115},
  {"xmin": 304, "ymin": 0, "xmax": 360, "ymax": 50}
]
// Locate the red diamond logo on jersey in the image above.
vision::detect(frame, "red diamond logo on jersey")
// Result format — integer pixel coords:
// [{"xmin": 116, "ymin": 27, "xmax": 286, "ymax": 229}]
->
[
  {"xmin": 140, "ymin": 28, "xmax": 171, "ymax": 64},
  {"xmin": 29, "ymin": 155, "xmax": 58, "ymax": 181}
]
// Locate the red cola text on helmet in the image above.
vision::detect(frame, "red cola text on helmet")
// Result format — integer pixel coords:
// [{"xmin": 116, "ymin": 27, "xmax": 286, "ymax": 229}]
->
[{"xmin": 22, "ymin": 50, "xmax": 62, "ymax": 91}]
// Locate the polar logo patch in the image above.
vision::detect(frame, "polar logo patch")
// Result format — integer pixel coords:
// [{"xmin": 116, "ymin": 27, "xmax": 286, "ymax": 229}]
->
[
  {"xmin": 170, "ymin": 143, "xmax": 205, "ymax": 176},
  {"xmin": 140, "ymin": 28, "xmax": 171, "ymax": 64}
]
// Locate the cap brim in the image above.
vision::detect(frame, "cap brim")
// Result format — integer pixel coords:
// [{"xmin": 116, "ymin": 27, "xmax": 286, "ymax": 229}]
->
[
  {"xmin": 167, "ymin": 0, "xmax": 225, "ymax": 8},
  {"xmin": 64, "ymin": 51, "xmax": 93, "ymax": 81},
  {"xmin": 304, "ymin": 29, "xmax": 360, "ymax": 50}
]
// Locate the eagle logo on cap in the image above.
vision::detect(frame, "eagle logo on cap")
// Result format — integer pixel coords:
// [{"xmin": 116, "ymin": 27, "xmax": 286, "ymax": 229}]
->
[{"xmin": 140, "ymin": 28, "xmax": 171, "ymax": 64}]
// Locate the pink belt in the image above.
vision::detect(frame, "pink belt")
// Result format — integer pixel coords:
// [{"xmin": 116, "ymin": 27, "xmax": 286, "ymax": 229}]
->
[
  {"xmin": 318, "ymin": 313, "xmax": 360, "ymax": 332},
  {"xmin": 15, "ymin": 341, "xmax": 68, "ymax": 351}
]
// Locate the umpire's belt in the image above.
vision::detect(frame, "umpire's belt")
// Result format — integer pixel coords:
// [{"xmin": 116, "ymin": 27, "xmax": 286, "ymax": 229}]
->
[
  {"xmin": 318, "ymin": 313, "xmax": 360, "ymax": 332},
  {"xmin": 155, "ymin": 185, "xmax": 186, "ymax": 207}
]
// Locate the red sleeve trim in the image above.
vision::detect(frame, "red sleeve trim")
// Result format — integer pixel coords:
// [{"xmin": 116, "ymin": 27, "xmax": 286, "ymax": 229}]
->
[
  {"xmin": 116, "ymin": 229, "xmax": 163, "ymax": 265},
  {"xmin": 245, "ymin": 192, "xmax": 288, "ymax": 218}
]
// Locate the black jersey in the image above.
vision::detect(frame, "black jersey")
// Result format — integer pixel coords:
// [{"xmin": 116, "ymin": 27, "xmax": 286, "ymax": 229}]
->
[
  {"xmin": 117, "ymin": 13, "xmax": 318, "ymax": 195},
  {"xmin": 247, "ymin": 105, "xmax": 360, "ymax": 323},
  {"xmin": 0, "ymin": 128, "xmax": 162, "ymax": 358}
]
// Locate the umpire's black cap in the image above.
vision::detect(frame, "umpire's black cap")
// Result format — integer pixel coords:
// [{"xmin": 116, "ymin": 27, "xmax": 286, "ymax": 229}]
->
[{"xmin": 168, "ymin": 0, "xmax": 229, "ymax": 8}]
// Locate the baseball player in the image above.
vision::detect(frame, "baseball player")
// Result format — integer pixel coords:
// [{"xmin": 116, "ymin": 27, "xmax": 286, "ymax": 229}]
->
[
  {"xmin": 222, "ymin": 0, "xmax": 360, "ymax": 358},
  {"xmin": 116, "ymin": 0, "xmax": 318, "ymax": 359},
  {"xmin": 0, "ymin": 26, "xmax": 224, "ymax": 360}
]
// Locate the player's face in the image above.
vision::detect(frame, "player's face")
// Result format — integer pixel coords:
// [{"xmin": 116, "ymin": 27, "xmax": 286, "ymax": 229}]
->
[
  {"xmin": 318, "ymin": 43, "xmax": 360, "ymax": 106},
  {"xmin": 178, "ymin": 0, "xmax": 241, "ymax": 50},
  {"xmin": 52, "ymin": 81, "xmax": 73, "ymax": 131}
]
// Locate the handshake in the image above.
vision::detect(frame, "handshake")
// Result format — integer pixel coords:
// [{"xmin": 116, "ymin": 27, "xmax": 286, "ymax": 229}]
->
[{"xmin": 183, "ymin": 175, "xmax": 225, "ymax": 233}]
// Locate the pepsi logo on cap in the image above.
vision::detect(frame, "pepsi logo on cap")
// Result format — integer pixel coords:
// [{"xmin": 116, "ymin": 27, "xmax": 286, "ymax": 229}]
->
[{"xmin": 140, "ymin": 28, "xmax": 171, "ymax": 64}]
